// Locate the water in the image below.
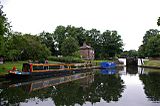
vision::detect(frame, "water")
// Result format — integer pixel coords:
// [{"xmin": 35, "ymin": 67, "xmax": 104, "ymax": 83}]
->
[{"xmin": 0, "ymin": 67, "xmax": 160, "ymax": 106}]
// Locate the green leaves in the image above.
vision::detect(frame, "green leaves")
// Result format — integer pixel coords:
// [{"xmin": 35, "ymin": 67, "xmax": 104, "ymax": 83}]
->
[
  {"xmin": 54, "ymin": 25, "xmax": 123, "ymax": 59},
  {"xmin": 138, "ymin": 29, "xmax": 160, "ymax": 57},
  {"xmin": 61, "ymin": 37, "xmax": 79, "ymax": 56},
  {"xmin": 0, "ymin": 3, "xmax": 11, "ymax": 56}
]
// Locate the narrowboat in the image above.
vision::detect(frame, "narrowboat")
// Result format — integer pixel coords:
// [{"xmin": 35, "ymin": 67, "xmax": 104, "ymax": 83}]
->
[{"xmin": 8, "ymin": 63, "xmax": 92, "ymax": 77}]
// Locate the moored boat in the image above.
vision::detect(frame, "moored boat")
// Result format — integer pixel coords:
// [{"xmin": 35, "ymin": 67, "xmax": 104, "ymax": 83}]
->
[{"xmin": 8, "ymin": 63, "xmax": 92, "ymax": 77}]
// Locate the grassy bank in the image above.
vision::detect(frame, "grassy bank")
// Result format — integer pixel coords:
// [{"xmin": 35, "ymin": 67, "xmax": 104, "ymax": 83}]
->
[
  {"xmin": 0, "ymin": 61, "xmax": 60, "ymax": 75},
  {"xmin": 144, "ymin": 60, "xmax": 160, "ymax": 67},
  {"xmin": 0, "ymin": 61, "xmax": 26, "ymax": 75}
]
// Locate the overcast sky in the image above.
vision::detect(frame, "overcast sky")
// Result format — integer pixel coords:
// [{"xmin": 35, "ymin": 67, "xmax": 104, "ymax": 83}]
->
[{"xmin": 1, "ymin": 0, "xmax": 160, "ymax": 50}]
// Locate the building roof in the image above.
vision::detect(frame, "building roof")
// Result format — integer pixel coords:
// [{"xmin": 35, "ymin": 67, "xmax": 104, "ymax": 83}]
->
[{"xmin": 80, "ymin": 42, "xmax": 92, "ymax": 49}]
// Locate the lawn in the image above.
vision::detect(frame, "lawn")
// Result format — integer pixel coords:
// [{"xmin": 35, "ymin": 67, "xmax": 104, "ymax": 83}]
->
[
  {"xmin": 0, "ymin": 61, "xmax": 26, "ymax": 75},
  {"xmin": 144, "ymin": 60, "xmax": 160, "ymax": 67}
]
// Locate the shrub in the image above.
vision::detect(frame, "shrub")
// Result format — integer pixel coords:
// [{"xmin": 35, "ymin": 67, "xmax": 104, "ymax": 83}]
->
[{"xmin": 48, "ymin": 56, "xmax": 85, "ymax": 63}]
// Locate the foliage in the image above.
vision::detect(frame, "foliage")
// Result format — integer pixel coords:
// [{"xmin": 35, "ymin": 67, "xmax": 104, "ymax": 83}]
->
[
  {"xmin": 4, "ymin": 32, "xmax": 51, "ymax": 61},
  {"xmin": 157, "ymin": 17, "xmax": 160, "ymax": 26},
  {"xmin": 138, "ymin": 29, "xmax": 160, "ymax": 57},
  {"xmin": 85, "ymin": 29, "xmax": 101, "ymax": 58},
  {"xmin": 120, "ymin": 50, "xmax": 138, "ymax": 58},
  {"xmin": 39, "ymin": 31, "xmax": 57, "ymax": 56},
  {"xmin": 54, "ymin": 25, "xmax": 123, "ymax": 59},
  {"xmin": 0, "ymin": 3, "xmax": 11, "ymax": 56},
  {"xmin": 48, "ymin": 56, "xmax": 84, "ymax": 63},
  {"xmin": 100, "ymin": 30, "xmax": 123, "ymax": 58},
  {"xmin": 61, "ymin": 37, "xmax": 79, "ymax": 56}
]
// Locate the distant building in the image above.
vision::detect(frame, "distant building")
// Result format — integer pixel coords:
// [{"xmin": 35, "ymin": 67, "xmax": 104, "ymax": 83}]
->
[
  {"xmin": 0, "ymin": 57, "xmax": 3, "ymax": 64},
  {"xmin": 80, "ymin": 43, "xmax": 95, "ymax": 60}
]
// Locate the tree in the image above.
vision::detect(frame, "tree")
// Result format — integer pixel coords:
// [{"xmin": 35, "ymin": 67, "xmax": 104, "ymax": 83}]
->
[
  {"xmin": 21, "ymin": 34, "xmax": 51, "ymax": 60},
  {"xmin": 138, "ymin": 29, "xmax": 160, "ymax": 57},
  {"xmin": 54, "ymin": 25, "xmax": 87, "ymax": 55},
  {"xmin": 5, "ymin": 32, "xmax": 51, "ymax": 61},
  {"xmin": 145, "ymin": 35, "xmax": 160, "ymax": 57},
  {"xmin": 39, "ymin": 31, "xmax": 57, "ymax": 56},
  {"xmin": 54, "ymin": 25, "xmax": 67, "ymax": 55},
  {"xmin": 120, "ymin": 50, "xmax": 138, "ymax": 58},
  {"xmin": 100, "ymin": 30, "xmax": 123, "ymax": 58},
  {"xmin": 157, "ymin": 17, "xmax": 160, "ymax": 26},
  {"xmin": 65, "ymin": 25, "xmax": 86, "ymax": 46},
  {"xmin": 61, "ymin": 37, "xmax": 79, "ymax": 56},
  {"xmin": 85, "ymin": 29, "xmax": 101, "ymax": 58},
  {"xmin": 0, "ymin": 3, "xmax": 11, "ymax": 56}
]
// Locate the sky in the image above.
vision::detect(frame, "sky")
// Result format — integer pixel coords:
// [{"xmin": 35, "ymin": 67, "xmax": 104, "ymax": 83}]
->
[{"xmin": 1, "ymin": 0, "xmax": 160, "ymax": 50}]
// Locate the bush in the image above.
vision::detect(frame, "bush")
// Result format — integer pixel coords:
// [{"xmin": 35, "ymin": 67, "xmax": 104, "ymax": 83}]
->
[{"xmin": 48, "ymin": 56, "xmax": 85, "ymax": 63}]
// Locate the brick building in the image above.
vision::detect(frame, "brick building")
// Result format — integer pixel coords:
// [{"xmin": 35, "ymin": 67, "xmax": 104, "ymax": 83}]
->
[{"xmin": 80, "ymin": 43, "xmax": 95, "ymax": 60}]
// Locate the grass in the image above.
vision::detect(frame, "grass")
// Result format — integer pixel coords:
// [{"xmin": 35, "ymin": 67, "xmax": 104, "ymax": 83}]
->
[
  {"xmin": 0, "ymin": 61, "xmax": 26, "ymax": 75},
  {"xmin": 0, "ymin": 60, "xmax": 61, "ymax": 75},
  {"xmin": 144, "ymin": 60, "xmax": 160, "ymax": 67}
]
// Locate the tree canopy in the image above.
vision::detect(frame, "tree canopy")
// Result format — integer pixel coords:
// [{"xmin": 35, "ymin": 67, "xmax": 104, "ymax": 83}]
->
[
  {"xmin": 54, "ymin": 25, "xmax": 123, "ymax": 59},
  {"xmin": 61, "ymin": 37, "xmax": 79, "ymax": 56},
  {"xmin": 138, "ymin": 29, "xmax": 160, "ymax": 57},
  {"xmin": 0, "ymin": 3, "xmax": 11, "ymax": 56}
]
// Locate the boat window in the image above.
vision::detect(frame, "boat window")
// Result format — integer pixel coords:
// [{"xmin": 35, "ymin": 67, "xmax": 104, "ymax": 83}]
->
[
  {"xmin": 64, "ymin": 65, "xmax": 68, "ymax": 68},
  {"xmin": 71, "ymin": 66, "xmax": 76, "ymax": 68},
  {"xmin": 49, "ymin": 66, "xmax": 60, "ymax": 69},
  {"xmin": 33, "ymin": 66, "xmax": 44, "ymax": 70}
]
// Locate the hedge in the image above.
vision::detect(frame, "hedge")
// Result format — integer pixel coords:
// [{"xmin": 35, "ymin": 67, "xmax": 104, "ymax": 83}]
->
[{"xmin": 48, "ymin": 56, "xmax": 85, "ymax": 63}]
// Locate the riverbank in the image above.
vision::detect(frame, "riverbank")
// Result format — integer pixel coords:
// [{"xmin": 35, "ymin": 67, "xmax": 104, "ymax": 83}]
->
[{"xmin": 139, "ymin": 60, "xmax": 160, "ymax": 69}]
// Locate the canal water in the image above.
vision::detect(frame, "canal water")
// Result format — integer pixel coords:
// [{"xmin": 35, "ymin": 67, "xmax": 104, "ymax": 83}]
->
[{"xmin": 0, "ymin": 67, "xmax": 160, "ymax": 106}]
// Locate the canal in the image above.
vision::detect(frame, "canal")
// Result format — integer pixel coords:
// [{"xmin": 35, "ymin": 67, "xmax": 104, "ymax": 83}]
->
[{"xmin": 0, "ymin": 67, "xmax": 160, "ymax": 106}]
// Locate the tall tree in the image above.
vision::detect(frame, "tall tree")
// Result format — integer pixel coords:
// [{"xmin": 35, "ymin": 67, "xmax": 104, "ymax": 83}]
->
[
  {"xmin": 100, "ymin": 30, "xmax": 123, "ymax": 58},
  {"xmin": 53, "ymin": 25, "xmax": 66, "ymax": 55},
  {"xmin": 157, "ymin": 17, "xmax": 160, "ymax": 26},
  {"xmin": 138, "ymin": 29, "xmax": 160, "ymax": 57},
  {"xmin": 85, "ymin": 29, "xmax": 101, "ymax": 58},
  {"xmin": 0, "ymin": 3, "xmax": 11, "ymax": 56},
  {"xmin": 39, "ymin": 31, "xmax": 57, "ymax": 56},
  {"xmin": 61, "ymin": 37, "xmax": 79, "ymax": 56}
]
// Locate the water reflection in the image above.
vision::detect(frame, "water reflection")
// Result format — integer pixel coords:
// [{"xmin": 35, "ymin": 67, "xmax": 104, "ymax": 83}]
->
[
  {"xmin": 100, "ymin": 69, "xmax": 116, "ymax": 75},
  {"xmin": 139, "ymin": 71, "xmax": 160, "ymax": 102},
  {"xmin": 1, "ymin": 68, "xmax": 160, "ymax": 106},
  {"xmin": 126, "ymin": 66, "xmax": 138, "ymax": 75},
  {"xmin": 0, "ymin": 70, "xmax": 125, "ymax": 106}
]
